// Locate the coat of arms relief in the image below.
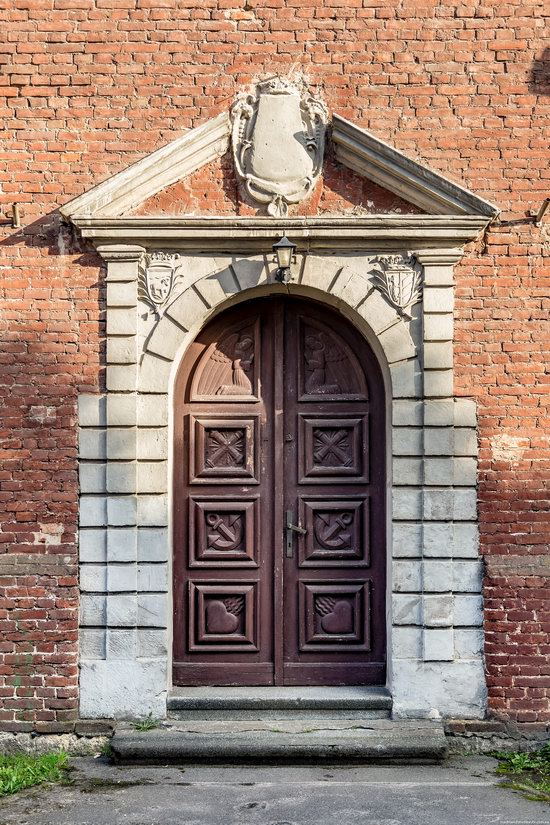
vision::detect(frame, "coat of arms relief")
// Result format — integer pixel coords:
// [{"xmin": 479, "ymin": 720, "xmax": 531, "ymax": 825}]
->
[
  {"xmin": 136, "ymin": 83, "xmax": 423, "ymax": 325},
  {"xmin": 138, "ymin": 252, "xmax": 184, "ymax": 317},
  {"xmin": 369, "ymin": 254, "xmax": 422, "ymax": 319},
  {"xmin": 231, "ymin": 78, "xmax": 328, "ymax": 217},
  {"xmin": 138, "ymin": 251, "xmax": 423, "ymax": 325}
]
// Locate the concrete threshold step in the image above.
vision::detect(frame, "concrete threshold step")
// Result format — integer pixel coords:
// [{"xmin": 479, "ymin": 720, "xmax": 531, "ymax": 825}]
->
[
  {"xmin": 112, "ymin": 719, "xmax": 447, "ymax": 764},
  {"xmin": 167, "ymin": 686, "xmax": 392, "ymax": 720}
]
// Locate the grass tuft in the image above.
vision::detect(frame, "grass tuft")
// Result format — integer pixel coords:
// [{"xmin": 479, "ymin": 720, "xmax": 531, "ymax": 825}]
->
[
  {"xmin": 132, "ymin": 712, "xmax": 160, "ymax": 732},
  {"xmin": 99, "ymin": 740, "xmax": 113, "ymax": 757},
  {"xmin": 0, "ymin": 752, "xmax": 69, "ymax": 797},
  {"xmin": 493, "ymin": 742, "xmax": 550, "ymax": 803}
]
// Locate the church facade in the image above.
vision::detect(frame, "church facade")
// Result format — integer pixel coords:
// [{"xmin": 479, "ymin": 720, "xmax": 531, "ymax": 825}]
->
[{"xmin": 1, "ymin": 1, "xmax": 548, "ymax": 736}]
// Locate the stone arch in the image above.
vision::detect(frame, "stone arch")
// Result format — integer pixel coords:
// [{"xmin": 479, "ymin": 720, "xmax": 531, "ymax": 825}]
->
[
  {"xmin": 137, "ymin": 261, "xmax": 419, "ymax": 704},
  {"xmin": 138, "ymin": 257, "xmax": 419, "ymax": 396}
]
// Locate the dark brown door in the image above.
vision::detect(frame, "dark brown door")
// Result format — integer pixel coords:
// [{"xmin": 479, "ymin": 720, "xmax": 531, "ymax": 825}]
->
[{"xmin": 173, "ymin": 297, "xmax": 386, "ymax": 686}]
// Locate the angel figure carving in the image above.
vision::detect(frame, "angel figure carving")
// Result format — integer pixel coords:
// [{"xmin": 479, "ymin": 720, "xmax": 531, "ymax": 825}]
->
[
  {"xmin": 304, "ymin": 332, "xmax": 347, "ymax": 395},
  {"xmin": 197, "ymin": 330, "xmax": 255, "ymax": 397}
]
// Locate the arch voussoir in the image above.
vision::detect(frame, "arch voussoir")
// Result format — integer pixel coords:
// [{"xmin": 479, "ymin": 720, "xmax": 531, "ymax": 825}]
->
[
  {"xmin": 139, "ymin": 261, "xmax": 418, "ymax": 398},
  {"xmin": 379, "ymin": 323, "xmax": 417, "ymax": 365},
  {"xmin": 194, "ymin": 271, "xmax": 237, "ymax": 308},
  {"xmin": 165, "ymin": 288, "xmax": 210, "ymax": 331},
  {"xmin": 329, "ymin": 266, "xmax": 373, "ymax": 309},
  {"xmin": 146, "ymin": 315, "xmax": 188, "ymax": 361},
  {"xmin": 232, "ymin": 257, "xmax": 270, "ymax": 291}
]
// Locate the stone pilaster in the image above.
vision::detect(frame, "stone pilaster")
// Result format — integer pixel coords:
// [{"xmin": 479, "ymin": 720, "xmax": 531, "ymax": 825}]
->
[
  {"xmin": 416, "ymin": 249, "xmax": 471, "ymax": 663},
  {"xmin": 79, "ymin": 245, "xmax": 167, "ymax": 718}
]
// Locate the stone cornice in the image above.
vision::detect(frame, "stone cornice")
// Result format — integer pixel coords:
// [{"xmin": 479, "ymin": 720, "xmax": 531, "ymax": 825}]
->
[
  {"xmin": 332, "ymin": 115, "xmax": 500, "ymax": 220},
  {"xmin": 69, "ymin": 215, "xmax": 490, "ymax": 251},
  {"xmin": 413, "ymin": 248, "xmax": 465, "ymax": 265},
  {"xmin": 96, "ymin": 244, "xmax": 146, "ymax": 263}
]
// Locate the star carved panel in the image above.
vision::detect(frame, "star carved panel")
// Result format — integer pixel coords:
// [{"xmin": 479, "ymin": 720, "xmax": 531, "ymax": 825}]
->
[
  {"xmin": 206, "ymin": 428, "xmax": 245, "ymax": 468},
  {"xmin": 189, "ymin": 416, "xmax": 259, "ymax": 484},
  {"xmin": 299, "ymin": 415, "xmax": 369, "ymax": 484}
]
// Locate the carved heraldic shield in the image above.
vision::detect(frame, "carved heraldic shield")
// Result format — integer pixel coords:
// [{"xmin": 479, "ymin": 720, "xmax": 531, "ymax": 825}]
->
[
  {"xmin": 231, "ymin": 78, "xmax": 328, "ymax": 217},
  {"xmin": 138, "ymin": 252, "xmax": 184, "ymax": 317},
  {"xmin": 371, "ymin": 255, "xmax": 422, "ymax": 319}
]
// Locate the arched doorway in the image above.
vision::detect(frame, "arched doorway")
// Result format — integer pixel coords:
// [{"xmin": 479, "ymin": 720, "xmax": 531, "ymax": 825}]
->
[{"xmin": 173, "ymin": 296, "xmax": 386, "ymax": 686}]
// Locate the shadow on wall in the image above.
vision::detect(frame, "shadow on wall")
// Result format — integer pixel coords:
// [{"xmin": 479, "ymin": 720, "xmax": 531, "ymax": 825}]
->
[
  {"xmin": 529, "ymin": 47, "xmax": 550, "ymax": 95},
  {"xmin": 0, "ymin": 212, "xmax": 107, "ymax": 393}
]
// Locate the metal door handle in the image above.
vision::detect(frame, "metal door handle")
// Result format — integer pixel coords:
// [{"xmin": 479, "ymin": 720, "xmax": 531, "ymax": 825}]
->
[{"xmin": 285, "ymin": 510, "xmax": 307, "ymax": 557}]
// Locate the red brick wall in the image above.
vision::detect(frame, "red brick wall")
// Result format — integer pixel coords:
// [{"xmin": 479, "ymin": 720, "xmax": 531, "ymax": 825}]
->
[
  {"xmin": 0, "ymin": 0, "xmax": 548, "ymax": 728},
  {"xmin": 483, "ymin": 558, "xmax": 550, "ymax": 723}
]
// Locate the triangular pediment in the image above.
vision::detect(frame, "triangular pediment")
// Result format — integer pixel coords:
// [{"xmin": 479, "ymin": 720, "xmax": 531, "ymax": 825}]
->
[
  {"xmin": 60, "ymin": 108, "xmax": 499, "ymax": 223},
  {"xmin": 127, "ymin": 150, "xmax": 424, "ymax": 219}
]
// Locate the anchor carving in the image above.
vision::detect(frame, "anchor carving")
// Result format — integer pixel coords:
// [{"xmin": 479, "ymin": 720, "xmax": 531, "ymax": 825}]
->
[
  {"xmin": 206, "ymin": 513, "xmax": 243, "ymax": 552},
  {"xmin": 314, "ymin": 512, "xmax": 354, "ymax": 549}
]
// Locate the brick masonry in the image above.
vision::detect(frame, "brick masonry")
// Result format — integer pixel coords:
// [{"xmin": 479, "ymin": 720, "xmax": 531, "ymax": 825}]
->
[{"xmin": 0, "ymin": 1, "xmax": 549, "ymax": 729}]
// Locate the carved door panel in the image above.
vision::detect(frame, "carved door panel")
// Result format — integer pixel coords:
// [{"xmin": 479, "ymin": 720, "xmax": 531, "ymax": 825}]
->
[
  {"xmin": 173, "ymin": 304, "xmax": 276, "ymax": 686},
  {"xmin": 282, "ymin": 302, "xmax": 386, "ymax": 685},
  {"xmin": 173, "ymin": 297, "xmax": 386, "ymax": 686}
]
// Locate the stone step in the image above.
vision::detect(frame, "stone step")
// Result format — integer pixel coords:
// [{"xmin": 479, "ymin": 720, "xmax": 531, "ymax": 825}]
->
[
  {"xmin": 112, "ymin": 719, "xmax": 447, "ymax": 764},
  {"xmin": 167, "ymin": 686, "xmax": 392, "ymax": 720},
  {"xmin": 168, "ymin": 703, "xmax": 391, "ymax": 722}
]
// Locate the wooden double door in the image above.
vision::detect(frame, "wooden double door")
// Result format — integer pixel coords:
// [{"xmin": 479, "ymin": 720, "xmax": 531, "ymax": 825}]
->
[{"xmin": 173, "ymin": 297, "xmax": 386, "ymax": 686}]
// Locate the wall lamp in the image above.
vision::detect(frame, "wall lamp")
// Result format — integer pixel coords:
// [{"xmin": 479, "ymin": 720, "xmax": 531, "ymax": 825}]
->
[{"xmin": 272, "ymin": 235, "xmax": 297, "ymax": 283}]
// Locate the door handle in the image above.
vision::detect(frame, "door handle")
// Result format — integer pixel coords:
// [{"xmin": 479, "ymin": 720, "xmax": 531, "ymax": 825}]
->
[{"xmin": 285, "ymin": 510, "xmax": 307, "ymax": 558}]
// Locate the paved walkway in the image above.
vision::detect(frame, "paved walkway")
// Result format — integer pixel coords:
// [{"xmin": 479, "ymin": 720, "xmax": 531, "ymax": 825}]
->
[{"xmin": 0, "ymin": 756, "xmax": 548, "ymax": 825}]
